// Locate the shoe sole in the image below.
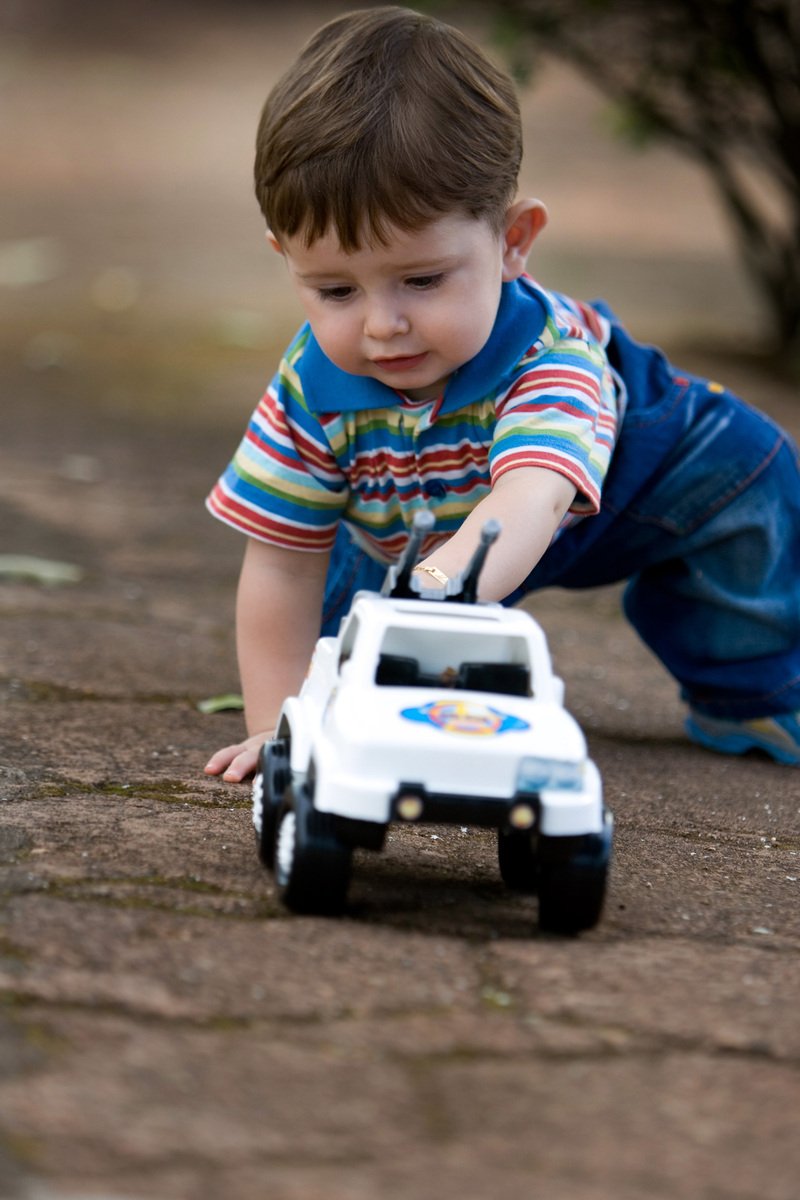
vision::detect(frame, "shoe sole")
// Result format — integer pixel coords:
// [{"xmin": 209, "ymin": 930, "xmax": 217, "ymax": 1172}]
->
[{"xmin": 685, "ymin": 717, "xmax": 800, "ymax": 766}]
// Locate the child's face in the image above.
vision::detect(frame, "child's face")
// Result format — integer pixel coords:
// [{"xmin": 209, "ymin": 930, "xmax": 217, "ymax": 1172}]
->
[{"xmin": 271, "ymin": 207, "xmax": 542, "ymax": 401}]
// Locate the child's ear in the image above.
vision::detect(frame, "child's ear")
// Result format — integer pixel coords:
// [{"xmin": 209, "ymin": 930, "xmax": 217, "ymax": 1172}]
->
[
  {"xmin": 501, "ymin": 199, "xmax": 547, "ymax": 281},
  {"xmin": 266, "ymin": 230, "xmax": 283, "ymax": 255}
]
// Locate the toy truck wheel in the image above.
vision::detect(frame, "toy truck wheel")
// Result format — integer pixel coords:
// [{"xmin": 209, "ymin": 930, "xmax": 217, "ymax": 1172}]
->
[
  {"xmin": 536, "ymin": 823, "xmax": 612, "ymax": 935},
  {"xmin": 274, "ymin": 784, "xmax": 352, "ymax": 915},
  {"xmin": 497, "ymin": 827, "xmax": 538, "ymax": 894},
  {"xmin": 252, "ymin": 738, "xmax": 291, "ymax": 867}
]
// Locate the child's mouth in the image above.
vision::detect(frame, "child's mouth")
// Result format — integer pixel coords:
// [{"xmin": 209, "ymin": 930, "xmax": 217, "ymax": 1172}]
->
[{"xmin": 373, "ymin": 353, "xmax": 428, "ymax": 373}]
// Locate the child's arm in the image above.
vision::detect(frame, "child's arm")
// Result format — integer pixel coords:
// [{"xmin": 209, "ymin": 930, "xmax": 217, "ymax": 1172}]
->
[
  {"xmin": 204, "ymin": 538, "xmax": 331, "ymax": 782},
  {"xmin": 417, "ymin": 467, "xmax": 576, "ymax": 600}
]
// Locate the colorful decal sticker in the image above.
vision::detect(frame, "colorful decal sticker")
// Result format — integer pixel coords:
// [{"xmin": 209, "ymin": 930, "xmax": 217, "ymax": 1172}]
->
[{"xmin": 400, "ymin": 699, "xmax": 529, "ymax": 737}]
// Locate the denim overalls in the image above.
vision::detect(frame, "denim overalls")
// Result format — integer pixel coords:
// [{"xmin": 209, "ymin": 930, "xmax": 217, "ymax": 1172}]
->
[{"xmin": 322, "ymin": 309, "xmax": 800, "ymax": 721}]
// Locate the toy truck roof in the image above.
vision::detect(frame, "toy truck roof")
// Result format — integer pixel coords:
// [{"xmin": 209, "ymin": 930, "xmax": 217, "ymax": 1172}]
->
[{"xmin": 349, "ymin": 592, "xmax": 546, "ymax": 638}]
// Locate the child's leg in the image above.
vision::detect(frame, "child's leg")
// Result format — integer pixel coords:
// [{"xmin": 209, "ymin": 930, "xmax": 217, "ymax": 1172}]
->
[
  {"xmin": 621, "ymin": 426, "xmax": 800, "ymax": 722},
  {"xmin": 621, "ymin": 430, "xmax": 800, "ymax": 763},
  {"xmin": 320, "ymin": 523, "xmax": 386, "ymax": 636},
  {"xmin": 515, "ymin": 380, "xmax": 800, "ymax": 764}
]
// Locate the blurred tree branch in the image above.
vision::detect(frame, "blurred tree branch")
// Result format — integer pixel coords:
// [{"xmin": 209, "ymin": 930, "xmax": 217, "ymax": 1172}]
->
[{"xmin": 459, "ymin": 0, "xmax": 800, "ymax": 364}]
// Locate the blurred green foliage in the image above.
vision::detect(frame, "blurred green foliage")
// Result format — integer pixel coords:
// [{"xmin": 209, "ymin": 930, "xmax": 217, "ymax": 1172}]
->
[{"xmin": 440, "ymin": 0, "xmax": 800, "ymax": 365}]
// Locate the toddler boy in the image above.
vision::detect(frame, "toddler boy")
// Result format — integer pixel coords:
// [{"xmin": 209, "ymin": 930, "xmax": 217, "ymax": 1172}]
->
[{"xmin": 205, "ymin": 5, "xmax": 800, "ymax": 782}]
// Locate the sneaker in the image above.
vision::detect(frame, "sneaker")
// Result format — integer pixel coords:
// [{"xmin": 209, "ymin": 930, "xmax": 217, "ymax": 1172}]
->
[{"xmin": 685, "ymin": 710, "xmax": 800, "ymax": 766}]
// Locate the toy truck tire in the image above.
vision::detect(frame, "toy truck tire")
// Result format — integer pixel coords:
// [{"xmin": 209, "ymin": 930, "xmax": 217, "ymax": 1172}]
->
[
  {"xmin": 252, "ymin": 739, "xmax": 291, "ymax": 866},
  {"xmin": 536, "ymin": 815, "xmax": 613, "ymax": 935},
  {"xmin": 274, "ymin": 784, "xmax": 352, "ymax": 915},
  {"xmin": 497, "ymin": 826, "xmax": 539, "ymax": 894}
]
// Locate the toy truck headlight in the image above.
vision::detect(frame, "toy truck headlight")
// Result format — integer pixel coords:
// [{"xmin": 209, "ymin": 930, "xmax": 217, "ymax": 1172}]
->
[{"xmin": 517, "ymin": 756, "xmax": 584, "ymax": 793}]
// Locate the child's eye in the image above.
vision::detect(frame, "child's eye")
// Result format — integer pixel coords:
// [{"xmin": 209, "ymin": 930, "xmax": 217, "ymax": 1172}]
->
[
  {"xmin": 406, "ymin": 274, "xmax": 444, "ymax": 291},
  {"xmin": 318, "ymin": 286, "xmax": 354, "ymax": 302}
]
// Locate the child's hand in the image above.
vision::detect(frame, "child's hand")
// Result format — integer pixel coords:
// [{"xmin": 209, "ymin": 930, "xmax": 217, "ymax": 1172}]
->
[{"xmin": 204, "ymin": 732, "xmax": 272, "ymax": 783}]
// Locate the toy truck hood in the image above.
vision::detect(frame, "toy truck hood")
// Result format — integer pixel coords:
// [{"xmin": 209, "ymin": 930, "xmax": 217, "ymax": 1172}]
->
[{"xmin": 324, "ymin": 682, "xmax": 586, "ymax": 767}]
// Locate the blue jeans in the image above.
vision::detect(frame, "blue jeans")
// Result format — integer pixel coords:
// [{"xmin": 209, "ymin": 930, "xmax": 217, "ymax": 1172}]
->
[{"xmin": 322, "ymin": 314, "xmax": 800, "ymax": 720}]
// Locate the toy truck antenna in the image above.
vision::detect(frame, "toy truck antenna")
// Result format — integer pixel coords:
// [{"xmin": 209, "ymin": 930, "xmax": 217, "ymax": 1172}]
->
[
  {"xmin": 382, "ymin": 511, "xmax": 501, "ymax": 603},
  {"xmin": 459, "ymin": 518, "xmax": 501, "ymax": 604},
  {"xmin": 381, "ymin": 509, "xmax": 434, "ymax": 598}
]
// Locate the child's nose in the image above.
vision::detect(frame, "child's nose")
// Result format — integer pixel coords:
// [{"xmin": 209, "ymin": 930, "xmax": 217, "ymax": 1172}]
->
[{"xmin": 363, "ymin": 298, "xmax": 410, "ymax": 341}]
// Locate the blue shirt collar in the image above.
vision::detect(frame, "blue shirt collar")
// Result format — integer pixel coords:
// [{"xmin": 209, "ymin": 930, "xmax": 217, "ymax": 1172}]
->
[{"xmin": 296, "ymin": 276, "xmax": 547, "ymax": 415}]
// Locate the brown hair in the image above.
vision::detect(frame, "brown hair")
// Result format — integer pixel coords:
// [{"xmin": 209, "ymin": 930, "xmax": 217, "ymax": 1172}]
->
[{"xmin": 254, "ymin": 6, "xmax": 522, "ymax": 249}]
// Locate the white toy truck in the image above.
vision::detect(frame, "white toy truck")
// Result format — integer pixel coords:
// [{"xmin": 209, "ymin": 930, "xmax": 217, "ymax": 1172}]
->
[{"xmin": 252, "ymin": 512, "xmax": 613, "ymax": 934}]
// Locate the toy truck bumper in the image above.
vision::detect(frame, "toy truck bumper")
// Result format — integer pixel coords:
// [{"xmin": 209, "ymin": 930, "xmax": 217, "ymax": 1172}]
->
[
  {"xmin": 313, "ymin": 770, "xmax": 603, "ymax": 836},
  {"xmin": 389, "ymin": 783, "xmax": 539, "ymax": 829},
  {"xmin": 387, "ymin": 780, "xmax": 604, "ymax": 836}
]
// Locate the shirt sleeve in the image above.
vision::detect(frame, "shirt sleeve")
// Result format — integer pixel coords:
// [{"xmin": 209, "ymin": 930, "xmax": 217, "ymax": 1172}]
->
[
  {"xmin": 489, "ymin": 336, "xmax": 620, "ymax": 515},
  {"xmin": 206, "ymin": 340, "xmax": 349, "ymax": 551}
]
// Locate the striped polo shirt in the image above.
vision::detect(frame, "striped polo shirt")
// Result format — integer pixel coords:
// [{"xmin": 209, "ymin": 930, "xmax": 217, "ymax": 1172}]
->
[{"xmin": 206, "ymin": 276, "xmax": 624, "ymax": 564}]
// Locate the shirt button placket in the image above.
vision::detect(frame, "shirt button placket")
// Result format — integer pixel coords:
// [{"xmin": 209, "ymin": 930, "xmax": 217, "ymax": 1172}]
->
[{"xmin": 416, "ymin": 419, "xmax": 446, "ymax": 503}]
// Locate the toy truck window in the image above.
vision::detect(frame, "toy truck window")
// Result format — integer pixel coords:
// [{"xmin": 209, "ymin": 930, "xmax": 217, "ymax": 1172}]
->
[{"xmin": 375, "ymin": 627, "xmax": 532, "ymax": 697}]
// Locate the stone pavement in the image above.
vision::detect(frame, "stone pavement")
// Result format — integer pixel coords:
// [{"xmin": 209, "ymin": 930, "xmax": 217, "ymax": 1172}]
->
[
  {"xmin": 3, "ymin": 337, "xmax": 800, "ymax": 1200},
  {"xmin": 2, "ymin": 4, "xmax": 800, "ymax": 1198}
]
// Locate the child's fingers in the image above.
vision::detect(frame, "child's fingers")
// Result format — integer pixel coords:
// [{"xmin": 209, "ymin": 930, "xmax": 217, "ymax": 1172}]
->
[
  {"xmin": 204, "ymin": 744, "xmax": 260, "ymax": 781},
  {"xmin": 204, "ymin": 744, "xmax": 244, "ymax": 776},
  {"xmin": 205, "ymin": 733, "xmax": 271, "ymax": 781},
  {"xmin": 221, "ymin": 746, "xmax": 260, "ymax": 783}
]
